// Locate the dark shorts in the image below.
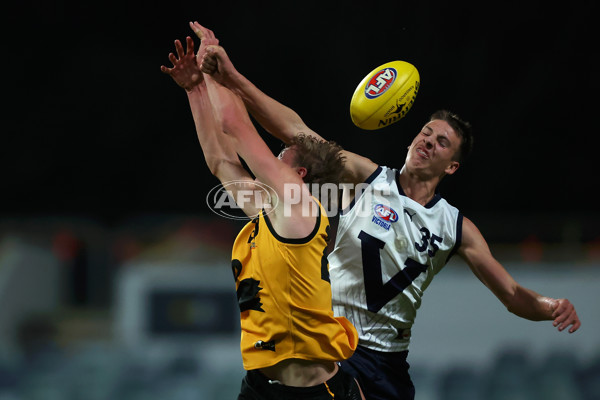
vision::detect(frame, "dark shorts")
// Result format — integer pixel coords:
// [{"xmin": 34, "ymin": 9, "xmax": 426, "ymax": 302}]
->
[
  {"xmin": 340, "ymin": 345, "xmax": 415, "ymax": 400},
  {"xmin": 238, "ymin": 365, "xmax": 363, "ymax": 400}
]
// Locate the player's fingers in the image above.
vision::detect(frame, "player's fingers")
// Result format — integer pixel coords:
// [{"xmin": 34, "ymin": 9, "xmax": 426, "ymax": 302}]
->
[
  {"xmin": 200, "ymin": 59, "xmax": 218, "ymax": 74},
  {"xmin": 199, "ymin": 65, "xmax": 212, "ymax": 75},
  {"xmin": 552, "ymin": 299, "xmax": 581, "ymax": 333},
  {"xmin": 554, "ymin": 308, "xmax": 579, "ymax": 332},
  {"xmin": 568, "ymin": 318, "xmax": 581, "ymax": 333},
  {"xmin": 203, "ymin": 47, "xmax": 222, "ymax": 73},
  {"xmin": 196, "ymin": 21, "xmax": 209, "ymax": 31},
  {"xmin": 159, "ymin": 65, "xmax": 171, "ymax": 74},
  {"xmin": 205, "ymin": 28, "xmax": 215, "ymax": 40},
  {"xmin": 200, "ymin": 57, "xmax": 216, "ymax": 74},
  {"xmin": 174, "ymin": 39, "xmax": 185, "ymax": 59},
  {"xmin": 551, "ymin": 298, "xmax": 571, "ymax": 318},
  {"xmin": 203, "ymin": 46, "xmax": 219, "ymax": 62},
  {"xmin": 191, "ymin": 21, "xmax": 217, "ymax": 42},
  {"xmin": 185, "ymin": 36, "xmax": 195, "ymax": 55},
  {"xmin": 189, "ymin": 21, "xmax": 199, "ymax": 36},
  {"xmin": 551, "ymin": 305, "xmax": 564, "ymax": 320},
  {"xmin": 168, "ymin": 53, "xmax": 177, "ymax": 66},
  {"xmin": 190, "ymin": 21, "xmax": 204, "ymax": 39},
  {"xmin": 552, "ymin": 307, "xmax": 570, "ymax": 327},
  {"xmin": 206, "ymin": 45, "xmax": 221, "ymax": 58},
  {"xmin": 201, "ymin": 38, "xmax": 219, "ymax": 48}
]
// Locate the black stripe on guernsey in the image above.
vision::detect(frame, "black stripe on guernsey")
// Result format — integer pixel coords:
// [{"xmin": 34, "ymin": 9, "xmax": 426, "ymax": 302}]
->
[
  {"xmin": 364, "ymin": 165, "xmax": 382, "ymax": 185},
  {"xmin": 395, "ymin": 169, "xmax": 442, "ymax": 208},
  {"xmin": 261, "ymin": 204, "xmax": 322, "ymax": 244},
  {"xmin": 340, "ymin": 166, "xmax": 382, "ymax": 216},
  {"xmin": 445, "ymin": 212, "xmax": 463, "ymax": 263}
]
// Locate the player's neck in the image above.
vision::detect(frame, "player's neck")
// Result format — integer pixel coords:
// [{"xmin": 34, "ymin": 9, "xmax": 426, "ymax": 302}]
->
[{"xmin": 398, "ymin": 167, "xmax": 439, "ymax": 206}]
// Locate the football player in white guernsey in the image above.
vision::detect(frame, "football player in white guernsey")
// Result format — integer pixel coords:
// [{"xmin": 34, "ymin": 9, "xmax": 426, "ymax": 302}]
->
[{"xmin": 195, "ymin": 23, "xmax": 581, "ymax": 400}]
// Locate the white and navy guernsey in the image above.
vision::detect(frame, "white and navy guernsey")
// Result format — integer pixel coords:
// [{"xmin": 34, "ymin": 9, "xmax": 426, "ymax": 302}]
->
[{"xmin": 329, "ymin": 166, "xmax": 463, "ymax": 352}]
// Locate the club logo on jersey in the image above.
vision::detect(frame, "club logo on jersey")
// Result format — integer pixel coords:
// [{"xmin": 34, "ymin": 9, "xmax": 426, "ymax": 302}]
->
[
  {"xmin": 365, "ymin": 67, "xmax": 397, "ymax": 99},
  {"xmin": 372, "ymin": 204, "xmax": 398, "ymax": 230},
  {"xmin": 237, "ymin": 277, "xmax": 264, "ymax": 313}
]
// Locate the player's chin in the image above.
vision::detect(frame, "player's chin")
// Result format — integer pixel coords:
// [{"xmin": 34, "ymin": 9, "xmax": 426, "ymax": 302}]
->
[{"xmin": 406, "ymin": 157, "xmax": 430, "ymax": 170}]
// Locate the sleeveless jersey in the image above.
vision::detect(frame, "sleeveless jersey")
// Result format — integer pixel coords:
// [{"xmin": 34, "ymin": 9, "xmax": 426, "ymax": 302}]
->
[
  {"xmin": 329, "ymin": 166, "xmax": 462, "ymax": 352},
  {"xmin": 231, "ymin": 200, "xmax": 358, "ymax": 370}
]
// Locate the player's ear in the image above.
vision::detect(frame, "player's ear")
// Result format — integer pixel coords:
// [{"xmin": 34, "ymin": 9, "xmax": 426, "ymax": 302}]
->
[
  {"xmin": 296, "ymin": 167, "xmax": 307, "ymax": 178},
  {"xmin": 445, "ymin": 161, "xmax": 459, "ymax": 175}
]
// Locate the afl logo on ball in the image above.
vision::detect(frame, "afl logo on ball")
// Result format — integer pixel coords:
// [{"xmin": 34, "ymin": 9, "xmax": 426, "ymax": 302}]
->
[{"xmin": 365, "ymin": 68, "xmax": 397, "ymax": 99}]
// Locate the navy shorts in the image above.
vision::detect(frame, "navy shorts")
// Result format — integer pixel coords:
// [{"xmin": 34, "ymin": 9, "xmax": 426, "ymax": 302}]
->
[
  {"xmin": 238, "ymin": 366, "xmax": 363, "ymax": 400},
  {"xmin": 340, "ymin": 345, "xmax": 415, "ymax": 400}
]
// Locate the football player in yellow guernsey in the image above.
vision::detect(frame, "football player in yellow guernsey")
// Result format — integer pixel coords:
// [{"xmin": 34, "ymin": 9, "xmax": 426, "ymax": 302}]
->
[{"xmin": 161, "ymin": 27, "xmax": 365, "ymax": 400}]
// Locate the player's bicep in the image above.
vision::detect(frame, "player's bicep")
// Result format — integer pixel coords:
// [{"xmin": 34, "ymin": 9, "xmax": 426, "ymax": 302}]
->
[
  {"xmin": 285, "ymin": 129, "xmax": 377, "ymax": 185},
  {"xmin": 213, "ymin": 159, "xmax": 251, "ymax": 184},
  {"xmin": 459, "ymin": 218, "xmax": 518, "ymax": 298},
  {"xmin": 286, "ymin": 125, "xmax": 324, "ymax": 143}
]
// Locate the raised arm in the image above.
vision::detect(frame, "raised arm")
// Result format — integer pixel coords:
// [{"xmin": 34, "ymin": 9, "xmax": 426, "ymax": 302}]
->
[
  {"xmin": 201, "ymin": 60, "xmax": 317, "ymax": 238},
  {"xmin": 183, "ymin": 24, "xmax": 317, "ymax": 238},
  {"xmin": 191, "ymin": 22, "xmax": 378, "ymax": 187},
  {"xmin": 190, "ymin": 22, "xmax": 319, "ymax": 145},
  {"xmin": 458, "ymin": 217, "xmax": 581, "ymax": 333},
  {"xmin": 160, "ymin": 36, "xmax": 260, "ymax": 218}
]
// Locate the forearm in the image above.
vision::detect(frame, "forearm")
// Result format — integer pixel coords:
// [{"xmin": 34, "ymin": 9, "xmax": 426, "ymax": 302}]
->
[
  {"xmin": 186, "ymin": 83, "xmax": 241, "ymax": 178},
  {"xmin": 204, "ymin": 75, "xmax": 259, "ymax": 146},
  {"xmin": 503, "ymin": 286, "xmax": 557, "ymax": 321},
  {"xmin": 461, "ymin": 220, "xmax": 580, "ymax": 332},
  {"xmin": 203, "ymin": 74, "xmax": 299, "ymax": 199}
]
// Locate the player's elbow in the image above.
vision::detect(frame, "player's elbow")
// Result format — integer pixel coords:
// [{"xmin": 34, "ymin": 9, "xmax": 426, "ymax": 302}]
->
[
  {"xmin": 494, "ymin": 288, "xmax": 523, "ymax": 316},
  {"xmin": 505, "ymin": 304, "xmax": 546, "ymax": 321},
  {"xmin": 207, "ymin": 158, "xmax": 239, "ymax": 180},
  {"xmin": 206, "ymin": 158, "xmax": 222, "ymax": 176},
  {"xmin": 503, "ymin": 298, "xmax": 532, "ymax": 320},
  {"xmin": 206, "ymin": 157, "xmax": 226, "ymax": 176},
  {"xmin": 503, "ymin": 300, "xmax": 522, "ymax": 317}
]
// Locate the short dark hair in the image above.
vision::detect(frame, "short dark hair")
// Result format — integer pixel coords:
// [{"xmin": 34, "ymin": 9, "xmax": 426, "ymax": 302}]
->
[
  {"xmin": 429, "ymin": 110, "xmax": 474, "ymax": 163},
  {"xmin": 286, "ymin": 133, "xmax": 346, "ymax": 185}
]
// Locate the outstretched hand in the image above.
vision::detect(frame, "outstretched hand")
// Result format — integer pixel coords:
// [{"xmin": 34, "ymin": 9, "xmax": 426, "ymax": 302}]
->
[
  {"xmin": 551, "ymin": 298, "xmax": 581, "ymax": 333},
  {"xmin": 189, "ymin": 21, "xmax": 238, "ymax": 88},
  {"xmin": 189, "ymin": 21, "xmax": 219, "ymax": 64},
  {"xmin": 160, "ymin": 36, "xmax": 203, "ymax": 92}
]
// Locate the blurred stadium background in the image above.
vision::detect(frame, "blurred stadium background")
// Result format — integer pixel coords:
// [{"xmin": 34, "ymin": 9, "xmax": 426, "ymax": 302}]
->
[
  {"xmin": 4, "ymin": 1, "xmax": 599, "ymax": 399},
  {"xmin": 1, "ymin": 214, "xmax": 599, "ymax": 400}
]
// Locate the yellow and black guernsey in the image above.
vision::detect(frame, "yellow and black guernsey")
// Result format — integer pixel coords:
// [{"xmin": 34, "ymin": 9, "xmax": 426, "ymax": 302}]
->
[{"xmin": 231, "ymin": 199, "xmax": 358, "ymax": 371}]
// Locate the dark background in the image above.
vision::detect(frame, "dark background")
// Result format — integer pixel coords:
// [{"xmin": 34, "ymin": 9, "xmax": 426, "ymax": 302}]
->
[{"xmin": 5, "ymin": 0, "xmax": 599, "ymax": 235}]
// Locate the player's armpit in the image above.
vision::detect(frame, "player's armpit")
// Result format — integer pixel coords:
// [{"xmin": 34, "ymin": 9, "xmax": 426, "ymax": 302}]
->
[{"xmin": 339, "ymin": 151, "xmax": 379, "ymax": 186}]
